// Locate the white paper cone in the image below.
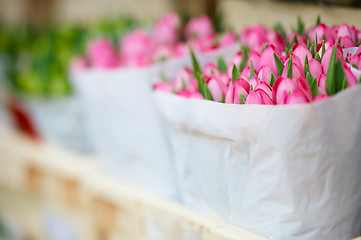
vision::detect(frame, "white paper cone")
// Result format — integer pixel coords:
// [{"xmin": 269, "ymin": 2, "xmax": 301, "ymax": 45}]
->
[
  {"xmin": 154, "ymin": 85, "xmax": 361, "ymax": 240},
  {"xmin": 24, "ymin": 95, "xmax": 94, "ymax": 153}
]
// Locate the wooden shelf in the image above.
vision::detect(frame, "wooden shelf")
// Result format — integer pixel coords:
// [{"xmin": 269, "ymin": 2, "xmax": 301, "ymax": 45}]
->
[{"xmin": 0, "ymin": 127, "xmax": 266, "ymax": 240}]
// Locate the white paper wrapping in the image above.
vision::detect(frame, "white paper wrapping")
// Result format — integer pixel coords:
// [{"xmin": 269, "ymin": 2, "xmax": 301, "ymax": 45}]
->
[
  {"xmin": 24, "ymin": 95, "xmax": 94, "ymax": 153},
  {"xmin": 72, "ymin": 43, "xmax": 240, "ymax": 199},
  {"xmin": 154, "ymin": 84, "xmax": 361, "ymax": 240}
]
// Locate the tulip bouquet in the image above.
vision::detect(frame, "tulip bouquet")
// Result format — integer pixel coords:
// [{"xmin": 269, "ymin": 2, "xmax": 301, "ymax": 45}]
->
[
  {"xmin": 154, "ymin": 18, "xmax": 361, "ymax": 240},
  {"xmin": 72, "ymin": 12, "xmax": 243, "ymax": 198},
  {"xmin": 71, "ymin": 12, "xmax": 237, "ymax": 70},
  {"xmin": 1, "ymin": 17, "xmax": 137, "ymax": 152}
]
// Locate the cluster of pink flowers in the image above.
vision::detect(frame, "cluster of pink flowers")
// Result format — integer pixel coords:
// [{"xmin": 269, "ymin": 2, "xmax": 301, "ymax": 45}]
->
[
  {"xmin": 154, "ymin": 21, "xmax": 361, "ymax": 105},
  {"xmin": 71, "ymin": 13, "xmax": 238, "ymax": 70}
]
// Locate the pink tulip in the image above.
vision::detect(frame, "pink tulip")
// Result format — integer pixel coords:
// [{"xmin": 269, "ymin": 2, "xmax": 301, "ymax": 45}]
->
[
  {"xmin": 259, "ymin": 45, "xmax": 283, "ymax": 76},
  {"xmin": 185, "ymin": 15, "xmax": 214, "ymax": 40},
  {"xmin": 174, "ymin": 43, "xmax": 190, "ymax": 57},
  {"xmin": 122, "ymin": 54, "xmax": 152, "ymax": 67},
  {"xmin": 309, "ymin": 23, "xmax": 333, "ymax": 44},
  {"xmin": 313, "ymin": 94, "xmax": 330, "ymax": 102},
  {"xmin": 240, "ymin": 25, "xmax": 267, "ymax": 51},
  {"xmin": 282, "ymin": 60, "xmax": 304, "ymax": 79},
  {"xmin": 287, "ymin": 32, "xmax": 307, "ymax": 47},
  {"xmin": 292, "ymin": 45, "xmax": 312, "ymax": 69},
  {"xmin": 219, "ymin": 73, "xmax": 232, "ymax": 87},
  {"xmin": 173, "ymin": 67, "xmax": 197, "ymax": 92},
  {"xmin": 227, "ymin": 52, "xmax": 242, "ymax": 77},
  {"xmin": 207, "ymin": 76, "xmax": 228, "ymax": 102},
  {"xmin": 273, "ymin": 76, "xmax": 312, "ymax": 104},
  {"xmin": 69, "ymin": 56, "xmax": 88, "ymax": 75},
  {"xmin": 258, "ymin": 65, "xmax": 273, "ymax": 84},
  {"xmin": 153, "ymin": 45, "xmax": 174, "ymax": 62},
  {"xmin": 240, "ymin": 66, "xmax": 254, "ymax": 81},
  {"xmin": 246, "ymin": 89, "xmax": 273, "ymax": 105},
  {"xmin": 203, "ymin": 63, "xmax": 221, "ymax": 78},
  {"xmin": 219, "ymin": 31, "xmax": 237, "ymax": 47},
  {"xmin": 154, "ymin": 81, "xmax": 173, "ymax": 93},
  {"xmin": 343, "ymin": 66, "xmax": 358, "ymax": 87},
  {"xmin": 246, "ymin": 51, "xmax": 261, "ymax": 72},
  {"xmin": 356, "ymin": 44, "xmax": 361, "ymax": 56},
  {"xmin": 321, "ymin": 45, "xmax": 345, "ymax": 73},
  {"xmin": 249, "ymin": 76, "xmax": 259, "ymax": 89},
  {"xmin": 121, "ymin": 30, "xmax": 155, "ymax": 58},
  {"xmin": 225, "ymin": 78, "xmax": 250, "ymax": 104},
  {"xmin": 337, "ymin": 24, "xmax": 358, "ymax": 44},
  {"xmin": 254, "ymin": 81, "xmax": 273, "ymax": 98},
  {"xmin": 87, "ymin": 38, "xmax": 119, "ymax": 68},
  {"xmin": 266, "ymin": 30, "xmax": 286, "ymax": 52},
  {"xmin": 339, "ymin": 36, "xmax": 356, "ymax": 48},
  {"xmin": 350, "ymin": 53, "xmax": 361, "ymax": 69},
  {"xmin": 317, "ymin": 74, "xmax": 327, "ymax": 95},
  {"xmin": 154, "ymin": 12, "xmax": 180, "ymax": 45},
  {"xmin": 308, "ymin": 58, "xmax": 323, "ymax": 78},
  {"xmin": 177, "ymin": 90, "xmax": 204, "ymax": 99}
]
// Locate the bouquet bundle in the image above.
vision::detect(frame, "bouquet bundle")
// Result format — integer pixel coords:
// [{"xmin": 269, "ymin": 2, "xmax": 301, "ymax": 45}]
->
[
  {"xmin": 2, "ymin": 17, "xmax": 137, "ymax": 151},
  {"xmin": 72, "ymin": 12, "xmax": 242, "ymax": 198},
  {"xmin": 154, "ymin": 18, "xmax": 361, "ymax": 240}
]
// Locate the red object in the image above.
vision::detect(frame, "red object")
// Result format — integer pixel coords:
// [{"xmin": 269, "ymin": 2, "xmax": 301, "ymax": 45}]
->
[{"xmin": 6, "ymin": 98, "xmax": 40, "ymax": 140}]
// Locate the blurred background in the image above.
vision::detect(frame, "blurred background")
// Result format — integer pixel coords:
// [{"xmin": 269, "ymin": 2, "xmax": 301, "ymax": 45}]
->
[{"xmin": 0, "ymin": 0, "xmax": 361, "ymax": 240}]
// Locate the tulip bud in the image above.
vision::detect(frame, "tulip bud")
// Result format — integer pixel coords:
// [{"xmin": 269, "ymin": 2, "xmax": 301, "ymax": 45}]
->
[
  {"xmin": 317, "ymin": 74, "xmax": 327, "ymax": 95},
  {"xmin": 273, "ymin": 76, "xmax": 312, "ymax": 104},
  {"xmin": 246, "ymin": 89, "xmax": 273, "ymax": 105},
  {"xmin": 308, "ymin": 58, "xmax": 323, "ymax": 79},
  {"xmin": 185, "ymin": 15, "xmax": 214, "ymax": 40},
  {"xmin": 177, "ymin": 90, "xmax": 204, "ymax": 99},
  {"xmin": 292, "ymin": 45, "xmax": 312, "ymax": 69},
  {"xmin": 87, "ymin": 38, "xmax": 119, "ymax": 68},
  {"xmin": 207, "ymin": 77, "xmax": 228, "ymax": 102},
  {"xmin": 154, "ymin": 81, "xmax": 173, "ymax": 93},
  {"xmin": 225, "ymin": 78, "xmax": 250, "ymax": 104}
]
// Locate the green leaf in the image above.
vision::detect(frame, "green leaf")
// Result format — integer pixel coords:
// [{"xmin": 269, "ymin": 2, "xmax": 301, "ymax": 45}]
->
[
  {"xmin": 273, "ymin": 52, "xmax": 285, "ymax": 76},
  {"xmin": 232, "ymin": 64, "xmax": 241, "ymax": 84},
  {"xmin": 297, "ymin": 16, "xmax": 305, "ymax": 35},
  {"xmin": 304, "ymin": 55, "xmax": 309, "ymax": 76},
  {"xmin": 311, "ymin": 43, "xmax": 315, "ymax": 58},
  {"xmin": 315, "ymin": 53, "xmax": 321, "ymax": 63},
  {"xmin": 285, "ymin": 46, "xmax": 290, "ymax": 56},
  {"xmin": 311, "ymin": 77, "xmax": 319, "ymax": 98},
  {"xmin": 286, "ymin": 55, "xmax": 293, "ymax": 78},
  {"xmin": 306, "ymin": 72, "xmax": 313, "ymax": 88},
  {"xmin": 160, "ymin": 72, "xmax": 168, "ymax": 82},
  {"xmin": 240, "ymin": 93, "xmax": 246, "ymax": 104},
  {"xmin": 261, "ymin": 43, "xmax": 268, "ymax": 54},
  {"xmin": 359, "ymin": 75, "xmax": 361, "ymax": 84},
  {"xmin": 250, "ymin": 60, "xmax": 255, "ymax": 78},
  {"xmin": 342, "ymin": 76, "xmax": 348, "ymax": 89},
  {"xmin": 217, "ymin": 57, "xmax": 228, "ymax": 73},
  {"xmin": 335, "ymin": 59, "xmax": 346, "ymax": 93},
  {"xmin": 190, "ymin": 48, "xmax": 203, "ymax": 94},
  {"xmin": 315, "ymin": 15, "xmax": 321, "ymax": 27},
  {"xmin": 337, "ymin": 37, "xmax": 341, "ymax": 45},
  {"xmin": 221, "ymin": 92, "xmax": 225, "ymax": 103},
  {"xmin": 325, "ymin": 46, "xmax": 337, "ymax": 96},
  {"xmin": 250, "ymin": 84, "xmax": 254, "ymax": 91},
  {"xmin": 321, "ymin": 40, "xmax": 326, "ymax": 59},
  {"xmin": 239, "ymin": 45, "xmax": 250, "ymax": 72},
  {"xmin": 270, "ymin": 73, "xmax": 276, "ymax": 87},
  {"xmin": 306, "ymin": 38, "xmax": 311, "ymax": 50},
  {"xmin": 202, "ymin": 80, "xmax": 214, "ymax": 101},
  {"xmin": 314, "ymin": 32, "xmax": 318, "ymax": 49},
  {"xmin": 273, "ymin": 23, "xmax": 286, "ymax": 39}
]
